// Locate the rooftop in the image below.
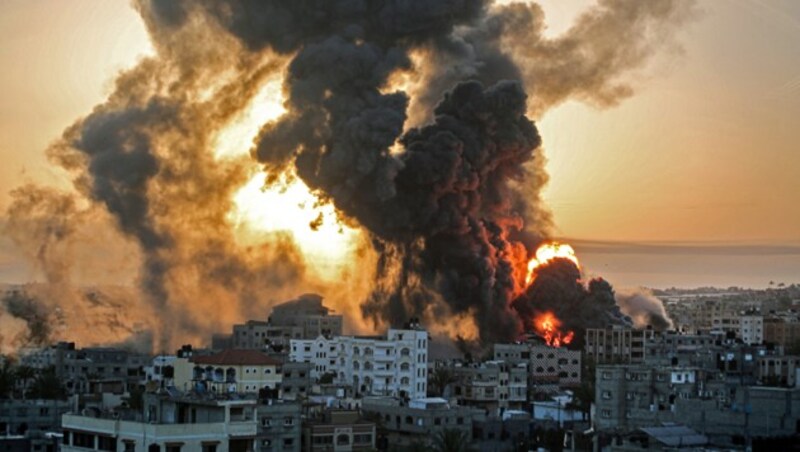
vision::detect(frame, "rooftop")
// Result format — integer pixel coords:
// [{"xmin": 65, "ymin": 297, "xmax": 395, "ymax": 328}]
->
[{"xmin": 191, "ymin": 349, "xmax": 281, "ymax": 366}]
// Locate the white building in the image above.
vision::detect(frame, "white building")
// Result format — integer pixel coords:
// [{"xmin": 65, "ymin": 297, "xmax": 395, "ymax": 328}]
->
[
  {"xmin": 290, "ymin": 328, "xmax": 428, "ymax": 400},
  {"xmin": 740, "ymin": 314, "xmax": 764, "ymax": 345}
]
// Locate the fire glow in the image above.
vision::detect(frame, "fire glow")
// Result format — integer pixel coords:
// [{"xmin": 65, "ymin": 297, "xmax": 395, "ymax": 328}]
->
[
  {"xmin": 525, "ymin": 242, "xmax": 579, "ymax": 285},
  {"xmin": 534, "ymin": 311, "xmax": 574, "ymax": 347},
  {"xmin": 524, "ymin": 242, "xmax": 580, "ymax": 347}
]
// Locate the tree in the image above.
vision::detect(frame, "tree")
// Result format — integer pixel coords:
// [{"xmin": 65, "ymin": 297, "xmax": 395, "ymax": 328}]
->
[
  {"xmin": 431, "ymin": 429, "xmax": 473, "ymax": 452},
  {"xmin": 428, "ymin": 367, "xmax": 457, "ymax": 397}
]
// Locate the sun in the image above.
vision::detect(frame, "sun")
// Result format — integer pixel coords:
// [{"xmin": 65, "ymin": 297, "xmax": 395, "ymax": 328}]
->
[{"xmin": 214, "ymin": 76, "xmax": 362, "ymax": 280}]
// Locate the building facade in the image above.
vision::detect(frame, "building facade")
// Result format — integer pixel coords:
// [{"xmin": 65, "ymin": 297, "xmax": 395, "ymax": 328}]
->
[
  {"xmin": 174, "ymin": 349, "xmax": 282, "ymax": 394},
  {"xmin": 290, "ymin": 328, "xmax": 428, "ymax": 400}
]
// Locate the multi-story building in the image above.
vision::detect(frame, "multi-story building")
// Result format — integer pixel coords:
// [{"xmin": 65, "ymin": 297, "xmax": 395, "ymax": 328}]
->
[
  {"xmin": 21, "ymin": 343, "xmax": 149, "ymax": 394},
  {"xmin": 449, "ymin": 361, "xmax": 528, "ymax": 411},
  {"xmin": 757, "ymin": 355, "xmax": 800, "ymax": 387},
  {"xmin": 61, "ymin": 392, "xmax": 258, "ymax": 452},
  {"xmin": 494, "ymin": 343, "xmax": 581, "ymax": 390},
  {"xmin": 256, "ymin": 400, "xmax": 302, "ymax": 452},
  {"xmin": 290, "ymin": 327, "xmax": 428, "ymax": 400},
  {"xmin": 302, "ymin": 410, "xmax": 375, "ymax": 451},
  {"xmin": 0, "ymin": 399, "xmax": 70, "ymax": 436},
  {"xmin": 361, "ymin": 397, "xmax": 476, "ymax": 447},
  {"xmin": 279, "ymin": 361, "xmax": 313, "ymax": 401},
  {"xmin": 173, "ymin": 349, "xmax": 282, "ymax": 393},
  {"xmin": 739, "ymin": 312, "xmax": 764, "ymax": 345},
  {"xmin": 584, "ymin": 326, "xmax": 655, "ymax": 364},
  {"xmin": 764, "ymin": 313, "xmax": 800, "ymax": 349},
  {"xmin": 230, "ymin": 294, "xmax": 343, "ymax": 351}
]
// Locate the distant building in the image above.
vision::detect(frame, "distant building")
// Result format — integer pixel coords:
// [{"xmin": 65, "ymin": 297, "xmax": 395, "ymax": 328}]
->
[
  {"xmin": 21, "ymin": 343, "xmax": 148, "ymax": 394},
  {"xmin": 173, "ymin": 349, "xmax": 282, "ymax": 394},
  {"xmin": 61, "ymin": 392, "xmax": 258, "ymax": 451},
  {"xmin": 0, "ymin": 399, "xmax": 70, "ymax": 436},
  {"xmin": 494, "ymin": 343, "xmax": 581, "ymax": 390},
  {"xmin": 584, "ymin": 326, "xmax": 655, "ymax": 364},
  {"xmin": 290, "ymin": 328, "xmax": 428, "ymax": 400},
  {"xmin": 764, "ymin": 314, "xmax": 800, "ymax": 349},
  {"xmin": 361, "ymin": 396, "xmax": 476, "ymax": 448},
  {"xmin": 594, "ymin": 362, "xmax": 800, "ymax": 445},
  {"xmin": 302, "ymin": 410, "xmax": 375, "ymax": 451},
  {"xmin": 757, "ymin": 355, "xmax": 800, "ymax": 387},
  {"xmin": 279, "ymin": 361, "xmax": 313, "ymax": 401},
  {"xmin": 448, "ymin": 360, "xmax": 528, "ymax": 411},
  {"xmin": 230, "ymin": 294, "xmax": 343, "ymax": 351}
]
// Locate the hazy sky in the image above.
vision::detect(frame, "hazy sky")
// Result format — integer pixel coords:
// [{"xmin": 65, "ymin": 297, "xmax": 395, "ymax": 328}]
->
[{"xmin": 1, "ymin": 0, "xmax": 798, "ymax": 288}]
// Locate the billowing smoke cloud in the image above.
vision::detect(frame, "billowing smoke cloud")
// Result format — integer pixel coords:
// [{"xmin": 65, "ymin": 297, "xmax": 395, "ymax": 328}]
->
[
  {"xmin": 615, "ymin": 287, "xmax": 673, "ymax": 331},
  {"xmin": 3, "ymin": 0, "xmax": 694, "ymax": 351}
]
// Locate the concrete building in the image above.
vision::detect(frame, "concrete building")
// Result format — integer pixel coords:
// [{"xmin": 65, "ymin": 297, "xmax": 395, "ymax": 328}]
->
[
  {"xmin": 229, "ymin": 294, "xmax": 343, "ymax": 351},
  {"xmin": 290, "ymin": 327, "xmax": 428, "ymax": 400},
  {"xmin": 594, "ymin": 362, "xmax": 800, "ymax": 446},
  {"xmin": 449, "ymin": 360, "xmax": 528, "ymax": 411},
  {"xmin": 256, "ymin": 400, "xmax": 301, "ymax": 452},
  {"xmin": 174, "ymin": 349, "xmax": 282, "ymax": 394},
  {"xmin": 764, "ymin": 313, "xmax": 800, "ymax": 349},
  {"xmin": 61, "ymin": 393, "xmax": 258, "ymax": 452},
  {"xmin": 0, "ymin": 399, "xmax": 70, "ymax": 436},
  {"xmin": 739, "ymin": 312, "xmax": 764, "ymax": 345},
  {"xmin": 494, "ymin": 343, "xmax": 581, "ymax": 390},
  {"xmin": 757, "ymin": 355, "xmax": 800, "ymax": 386},
  {"xmin": 361, "ymin": 396, "xmax": 476, "ymax": 447},
  {"xmin": 584, "ymin": 326, "xmax": 655, "ymax": 364},
  {"xmin": 21, "ymin": 343, "xmax": 149, "ymax": 394},
  {"xmin": 143, "ymin": 355, "xmax": 177, "ymax": 386},
  {"xmin": 302, "ymin": 410, "xmax": 375, "ymax": 451},
  {"xmin": 279, "ymin": 361, "xmax": 313, "ymax": 401}
]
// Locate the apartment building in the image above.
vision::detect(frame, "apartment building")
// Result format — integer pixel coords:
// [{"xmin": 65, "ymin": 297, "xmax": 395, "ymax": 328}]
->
[
  {"xmin": 449, "ymin": 360, "xmax": 528, "ymax": 411},
  {"xmin": 584, "ymin": 326, "xmax": 655, "ymax": 364},
  {"xmin": 290, "ymin": 328, "xmax": 428, "ymax": 400},
  {"xmin": 494, "ymin": 343, "xmax": 581, "ymax": 389}
]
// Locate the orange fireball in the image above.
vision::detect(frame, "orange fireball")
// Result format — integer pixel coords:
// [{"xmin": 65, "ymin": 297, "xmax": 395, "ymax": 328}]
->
[
  {"xmin": 534, "ymin": 311, "xmax": 574, "ymax": 347},
  {"xmin": 525, "ymin": 242, "xmax": 579, "ymax": 285}
]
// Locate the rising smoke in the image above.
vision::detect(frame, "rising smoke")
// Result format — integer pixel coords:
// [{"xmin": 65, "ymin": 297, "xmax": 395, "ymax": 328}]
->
[{"xmin": 3, "ymin": 0, "xmax": 692, "ymax": 351}]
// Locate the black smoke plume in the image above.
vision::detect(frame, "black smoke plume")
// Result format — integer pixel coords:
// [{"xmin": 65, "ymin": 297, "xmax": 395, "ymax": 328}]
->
[{"xmin": 3, "ymin": 0, "xmax": 695, "ymax": 350}]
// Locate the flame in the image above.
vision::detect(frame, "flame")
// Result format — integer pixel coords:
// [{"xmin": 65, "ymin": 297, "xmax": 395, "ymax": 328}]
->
[
  {"xmin": 534, "ymin": 311, "xmax": 574, "ymax": 347},
  {"xmin": 525, "ymin": 242, "xmax": 579, "ymax": 285}
]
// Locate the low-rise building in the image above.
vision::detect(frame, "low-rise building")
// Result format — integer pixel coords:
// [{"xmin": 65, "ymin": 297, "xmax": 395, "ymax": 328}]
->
[
  {"xmin": 0, "ymin": 399, "xmax": 70, "ymax": 436},
  {"xmin": 594, "ymin": 362, "xmax": 800, "ymax": 446},
  {"xmin": 174, "ymin": 349, "xmax": 282, "ymax": 394},
  {"xmin": 61, "ymin": 392, "xmax": 258, "ymax": 451},
  {"xmin": 302, "ymin": 410, "xmax": 375, "ymax": 451},
  {"xmin": 449, "ymin": 360, "xmax": 527, "ymax": 411},
  {"xmin": 256, "ymin": 400, "xmax": 301, "ymax": 452},
  {"xmin": 361, "ymin": 396, "xmax": 476, "ymax": 447},
  {"xmin": 757, "ymin": 355, "xmax": 800, "ymax": 386}
]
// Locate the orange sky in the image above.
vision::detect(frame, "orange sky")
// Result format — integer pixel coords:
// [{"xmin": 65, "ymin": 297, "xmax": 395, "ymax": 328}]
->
[{"xmin": 1, "ymin": 0, "xmax": 799, "ymax": 288}]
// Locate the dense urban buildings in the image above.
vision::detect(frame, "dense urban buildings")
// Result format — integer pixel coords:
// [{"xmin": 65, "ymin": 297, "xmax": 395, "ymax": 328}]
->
[{"xmin": 3, "ymin": 285, "xmax": 800, "ymax": 450}]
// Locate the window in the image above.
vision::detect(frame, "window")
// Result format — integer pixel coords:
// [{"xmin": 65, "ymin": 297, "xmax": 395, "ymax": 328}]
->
[
  {"xmin": 283, "ymin": 438, "xmax": 294, "ymax": 447},
  {"xmin": 337, "ymin": 434, "xmax": 350, "ymax": 446},
  {"xmin": 354, "ymin": 433, "xmax": 373, "ymax": 445},
  {"xmin": 284, "ymin": 416, "xmax": 294, "ymax": 426},
  {"xmin": 123, "ymin": 441, "xmax": 136, "ymax": 452},
  {"xmin": 262, "ymin": 417, "xmax": 272, "ymax": 427},
  {"xmin": 201, "ymin": 444, "xmax": 218, "ymax": 452}
]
